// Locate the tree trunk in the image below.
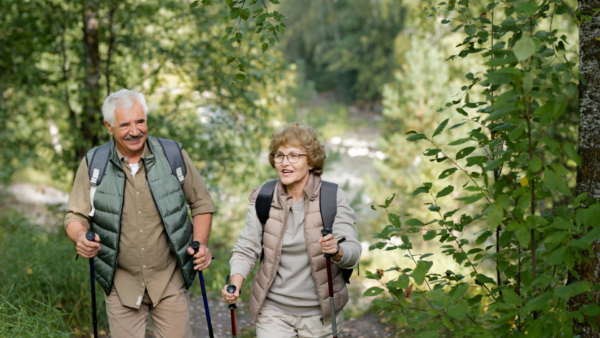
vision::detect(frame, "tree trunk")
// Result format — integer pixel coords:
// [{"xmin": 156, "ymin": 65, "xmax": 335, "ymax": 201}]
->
[
  {"xmin": 572, "ymin": 1, "xmax": 600, "ymax": 336},
  {"xmin": 78, "ymin": 0, "xmax": 102, "ymax": 161}
]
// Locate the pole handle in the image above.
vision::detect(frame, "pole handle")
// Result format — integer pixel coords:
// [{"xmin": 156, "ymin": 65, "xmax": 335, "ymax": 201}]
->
[{"xmin": 191, "ymin": 240, "xmax": 200, "ymax": 254}]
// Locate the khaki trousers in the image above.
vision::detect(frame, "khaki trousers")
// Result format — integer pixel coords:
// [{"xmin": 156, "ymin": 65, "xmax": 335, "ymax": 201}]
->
[
  {"xmin": 105, "ymin": 286, "xmax": 191, "ymax": 338},
  {"xmin": 255, "ymin": 307, "xmax": 344, "ymax": 338}
]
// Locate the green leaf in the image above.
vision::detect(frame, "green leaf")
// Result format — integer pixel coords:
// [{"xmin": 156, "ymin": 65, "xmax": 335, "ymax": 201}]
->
[
  {"xmin": 522, "ymin": 292, "xmax": 554, "ymax": 312},
  {"xmin": 515, "ymin": 225, "xmax": 531, "ymax": 247},
  {"xmin": 423, "ymin": 230, "xmax": 437, "ymax": 241},
  {"xmin": 433, "ymin": 118, "xmax": 450, "ymax": 138},
  {"xmin": 388, "ymin": 274, "xmax": 410, "ymax": 293},
  {"xmin": 226, "ymin": 56, "xmax": 236, "ymax": 64},
  {"xmin": 485, "ymin": 157, "xmax": 505, "ymax": 171},
  {"xmin": 262, "ymin": 43, "xmax": 269, "ymax": 53},
  {"xmin": 190, "ymin": 1, "xmax": 200, "ymax": 8},
  {"xmin": 412, "ymin": 261, "xmax": 433, "ymax": 285},
  {"xmin": 453, "ymin": 283, "xmax": 469, "ymax": 301},
  {"xmin": 447, "ymin": 304, "xmax": 467, "ymax": 319},
  {"xmin": 487, "ymin": 204, "xmax": 504, "ymax": 230},
  {"xmin": 240, "ymin": 8, "xmax": 251, "ymax": 20},
  {"xmin": 448, "ymin": 138, "xmax": 472, "ymax": 146},
  {"xmin": 407, "ymin": 133, "xmax": 427, "ymax": 142},
  {"xmin": 456, "ymin": 147, "xmax": 476, "ymax": 160},
  {"xmin": 544, "ymin": 170, "xmax": 572, "ymax": 196},
  {"xmin": 363, "ymin": 287, "xmax": 384, "ymax": 297},
  {"xmin": 388, "ymin": 213, "xmax": 401, "ymax": 228},
  {"xmin": 238, "ymin": 56, "xmax": 249, "ymax": 67},
  {"xmin": 268, "ymin": 0, "xmax": 281, "ymax": 3},
  {"xmin": 564, "ymin": 142, "xmax": 582, "ymax": 166},
  {"xmin": 514, "ymin": 35, "xmax": 536, "ymax": 61},
  {"xmin": 499, "ymin": 230, "xmax": 514, "ymax": 247},
  {"xmin": 529, "ymin": 157, "xmax": 542, "ymax": 172},
  {"xmin": 417, "ymin": 331, "xmax": 439, "ymax": 338},
  {"xmin": 369, "ymin": 242, "xmax": 386, "ymax": 251},
  {"xmin": 516, "ymin": 1, "xmax": 538, "ymax": 16},
  {"xmin": 439, "ymin": 168, "xmax": 458, "ymax": 179},
  {"xmin": 235, "ymin": 74, "xmax": 247, "ymax": 81},
  {"xmin": 413, "ymin": 184, "xmax": 431, "ymax": 196},
  {"xmin": 406, "ymin": 218, "xmax": 425, "ymax": 226},
  {"xmin": 456, "ymin": 193, "xmax": 484, "ymax": 204},
  {"xmin": 436, "ymin": 185, "xmax": 454, "ymax": 198},
  {"xmin": 581, "ymin": 303, "xmax": 600, "ymax": 317},
  {"xmin": 508, "ymin": 124, "xmax": 526, "ymax": 141},
  {"xmin": 547, "ymin": 246, "xmax": 567, "ymax": 265},
  {"xmin": 503, "ymin": 289, "xmax": 522, "ymax": 306},
  {"xmin": 476, "ymin": 274, "xmax": 496, "ymax": 285},
  {"xmin": 496, "ymin": 194, "xmax": 511, "ymax": 211}
]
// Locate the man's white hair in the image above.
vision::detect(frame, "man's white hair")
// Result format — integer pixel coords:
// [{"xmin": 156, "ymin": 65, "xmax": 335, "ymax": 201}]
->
[{"xmin": 102, "ymin": 89, "xmax": 148, "ymax": 126}]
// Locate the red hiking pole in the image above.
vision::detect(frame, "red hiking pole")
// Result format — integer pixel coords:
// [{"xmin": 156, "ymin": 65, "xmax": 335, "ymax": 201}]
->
[
  {"xmin": 225, "ymin": 275, "xmax": 238, "ymax": 338},
  {"xmin": 321, "ymin": 228, "xmax": 346, "ymax": 338}
]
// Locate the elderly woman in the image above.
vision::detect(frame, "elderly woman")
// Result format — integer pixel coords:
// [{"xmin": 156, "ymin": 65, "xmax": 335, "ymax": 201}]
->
[{"xmin": 222, "ymin": 122, "xmax": 361, "ymax": 337}]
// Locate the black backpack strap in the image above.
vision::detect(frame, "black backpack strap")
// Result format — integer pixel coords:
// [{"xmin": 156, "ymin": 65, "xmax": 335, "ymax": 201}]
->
[
  {"xmin": 256, "ymin": 179, "xmax": 278, "ymax": 226},
  {"xmin": 320, "ymin": 181, "xmax": 354, "ymax": 284},
  {"xmin": 255, "ymin": 179, "xmax": 277, "ymax": 262},
  {"xmin": 320, "ymin": 181, "xmax": 338, "ymax": 230},
  {"xmin": 157, "ymin": 138, "xmax": 186, "ymax": 184}
]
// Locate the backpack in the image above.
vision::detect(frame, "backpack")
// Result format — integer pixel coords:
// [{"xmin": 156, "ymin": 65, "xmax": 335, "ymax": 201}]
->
[
  {"xmin": 255, "ymin": 179, "xmax": 354, "ymax": 284},
  {"xmin": 87, "ymin": 138, "xmax": 186, "ymax": 217}
]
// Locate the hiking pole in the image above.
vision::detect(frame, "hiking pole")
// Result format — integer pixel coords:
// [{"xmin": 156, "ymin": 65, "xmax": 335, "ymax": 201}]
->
[
  {"xmin": 321, "ymin": 228, "xmax": 346, "ymax": 338},
  {"xmin": 74, "ymin": 231, "xmax": 99, "ymax": 337},
  {"xmin": 191, "ymin": 241, "xmax": 214, "ymax": 338},
  {"xmin": 225, "ymin": 275, "xmax": 238, "ymax": 338}
]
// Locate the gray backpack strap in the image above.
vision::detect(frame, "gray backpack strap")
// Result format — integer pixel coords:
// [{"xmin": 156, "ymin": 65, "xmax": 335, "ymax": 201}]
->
[
  {"xmin": 87, "ymin": 142, "xmax": 111, "ymax": 217},
  {"xmin": 256, "ymin": 179, "xmax": 278, "ymax": 226},
  {"xmin": 157, "ymin": 138, "xmax": 186, "ymax": 184},
  {"xmin": 320, "ymin": 181, "xmax": 338, "ymax": 230},
  {"xmin": 88, "ymin": 143, "xmax": 111, "ymax": 187}
]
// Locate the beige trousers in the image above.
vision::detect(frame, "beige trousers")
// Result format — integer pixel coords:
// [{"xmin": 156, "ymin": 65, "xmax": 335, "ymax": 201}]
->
[
  {"xmin": 105, "ymin": 286, "xmax": 191, "ymax": 338},
  {"xmin": 255, "ymin": 307, "xmax": 344, "ymax": 338}
]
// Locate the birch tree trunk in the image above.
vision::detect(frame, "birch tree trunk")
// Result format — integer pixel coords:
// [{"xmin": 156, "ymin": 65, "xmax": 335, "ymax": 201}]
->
[{"xmin": 572, "ymin": 1, "xmax": 600, "ymax": 336}]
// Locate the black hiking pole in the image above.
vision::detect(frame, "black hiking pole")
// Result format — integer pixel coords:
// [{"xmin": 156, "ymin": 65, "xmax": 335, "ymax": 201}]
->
[
  {"xmin": 321, "ymin": 228, "xmax": 346, "ymax": 338},
  {"xmin": 76, "ymin": 231, "xmax": 98, "ymax": 338},
  {"xmin": 191, "ymin": 241, "xmax": 214, "ymax": 338},
  {"xmin": 225, "ymin": 275, "xmax": 238, "ymax": 338}
]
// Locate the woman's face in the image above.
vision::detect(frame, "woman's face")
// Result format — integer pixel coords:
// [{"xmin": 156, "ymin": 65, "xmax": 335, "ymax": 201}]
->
[{"xmin": 275, "ymin": 145, "xmax": 313, "ymax": 189}]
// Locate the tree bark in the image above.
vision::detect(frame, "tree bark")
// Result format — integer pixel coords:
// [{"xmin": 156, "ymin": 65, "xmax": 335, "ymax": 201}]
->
[
  {"xmin": 78, "ymin": 0, "xmax": 102, "ymax": 161},
  {"xmin": 572, "ymin": 1, "xmax": 600, "ymax": 336}
]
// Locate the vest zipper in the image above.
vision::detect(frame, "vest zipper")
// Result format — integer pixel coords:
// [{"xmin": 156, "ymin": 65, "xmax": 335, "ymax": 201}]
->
[
  {"xmin": 107, "ymin": 159, "xmax": 126, "ymax": 293},
  {"xmin": 144, "ymin": 168, "xmax": 189, "ymax": 290}
]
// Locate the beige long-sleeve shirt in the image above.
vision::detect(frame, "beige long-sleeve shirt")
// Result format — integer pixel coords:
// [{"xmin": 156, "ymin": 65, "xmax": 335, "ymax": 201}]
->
[
  {"xmin": 64, "ymin": 143, "xmax": 216, "ymax": 308},
  {"xmin": 230, "ymin": 187, "xmax": 361, "ymax": 316}
]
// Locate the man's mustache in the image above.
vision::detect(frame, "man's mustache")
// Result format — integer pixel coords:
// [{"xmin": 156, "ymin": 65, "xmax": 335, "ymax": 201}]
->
[{"xmin": 123, "ymin": 132, "xmax": 145, "ymax": 141}]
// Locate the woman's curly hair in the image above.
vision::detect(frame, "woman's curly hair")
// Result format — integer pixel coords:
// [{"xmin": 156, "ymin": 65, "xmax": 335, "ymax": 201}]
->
[{"xmin": 268, "ymin": 122, "xmax": 326, "ymax": 176}]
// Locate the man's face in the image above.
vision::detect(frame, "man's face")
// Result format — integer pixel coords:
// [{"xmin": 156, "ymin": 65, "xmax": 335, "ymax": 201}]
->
[{"xmin": 104, "ymin": 100, "xmax": 148, "ymax": 156}]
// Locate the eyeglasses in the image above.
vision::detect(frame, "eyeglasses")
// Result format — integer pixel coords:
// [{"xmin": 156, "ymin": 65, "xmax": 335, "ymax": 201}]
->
[{"xmin": 273, "ymin": 153, "xmax": 307, "ymax": 164}]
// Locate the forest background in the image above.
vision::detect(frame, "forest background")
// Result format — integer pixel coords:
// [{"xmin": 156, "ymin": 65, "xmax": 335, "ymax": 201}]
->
[{"xmin": 2, "ymin": 0, "xmax": 598, "ymax": 337}]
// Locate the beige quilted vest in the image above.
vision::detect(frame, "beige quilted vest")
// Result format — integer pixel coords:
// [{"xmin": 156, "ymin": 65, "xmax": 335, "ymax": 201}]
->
[{"xmin": 248, "ymin": 174, "xmax": 348, "ymax": 320}]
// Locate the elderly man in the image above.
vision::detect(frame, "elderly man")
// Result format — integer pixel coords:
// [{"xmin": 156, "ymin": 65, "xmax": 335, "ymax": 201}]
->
[{"xmin": 64, "ymin": 89, "xmax": 215, "ymax": 337}]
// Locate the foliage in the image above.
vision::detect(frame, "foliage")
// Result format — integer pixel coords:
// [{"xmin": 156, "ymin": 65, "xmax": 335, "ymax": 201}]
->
[
  {"xmin": 279, "ymin": 0, "xmax": 406, "ymax": 102},
  {"xmin": 0, "ymin": 0, "xmax": 293, "ymax": 189},
  {"xmin": 365, "ymin": 0, "xmax": 599, "ymax": 336}
]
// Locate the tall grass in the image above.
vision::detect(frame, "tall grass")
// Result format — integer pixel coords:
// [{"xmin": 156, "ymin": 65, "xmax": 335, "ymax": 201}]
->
[{"xmin": 0, "ymin": 211, "xmax": 107, "ymax": 337}]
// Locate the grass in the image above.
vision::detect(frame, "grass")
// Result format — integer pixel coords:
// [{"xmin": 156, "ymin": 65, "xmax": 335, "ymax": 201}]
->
[{"xmin": 0, "ymin": 210, "xmax": 107, "ymax": 337}]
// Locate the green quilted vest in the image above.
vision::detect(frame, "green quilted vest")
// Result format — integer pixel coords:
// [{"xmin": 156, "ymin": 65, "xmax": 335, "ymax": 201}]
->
[{"xmin": 86, "ymin": 136, "xmax": 195, "ymax": 295}]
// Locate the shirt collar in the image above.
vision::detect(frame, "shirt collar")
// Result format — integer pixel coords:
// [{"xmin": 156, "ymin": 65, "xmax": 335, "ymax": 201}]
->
[{"xmin": 115, "ymin": 140, "xmax": 152, "ymax": 163}]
